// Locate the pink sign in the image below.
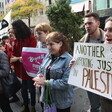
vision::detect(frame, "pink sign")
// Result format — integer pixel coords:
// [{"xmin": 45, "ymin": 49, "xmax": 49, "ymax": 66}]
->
[{"xmin": 22, "ymin": 47, "xmax": 48, "ymax": 77}]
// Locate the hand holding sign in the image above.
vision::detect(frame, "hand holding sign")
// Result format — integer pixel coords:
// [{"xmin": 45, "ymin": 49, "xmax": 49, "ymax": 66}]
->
[
  {"xmin": 69, "ymin": 59, "xmax": 75, "ymax": 68},
  {"xmin": 68, "ymin": 42, "xmax": 112, "ymax": 100}
]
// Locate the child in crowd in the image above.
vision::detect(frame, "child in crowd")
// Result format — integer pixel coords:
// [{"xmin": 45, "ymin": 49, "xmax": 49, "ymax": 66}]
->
[
  {"xmin": 35, "ymin": 23, "xmax": 52, "ymax": 48},
  {"xmin": 35, "ymin": 22, "xmax": 52, "ymax": 112}
]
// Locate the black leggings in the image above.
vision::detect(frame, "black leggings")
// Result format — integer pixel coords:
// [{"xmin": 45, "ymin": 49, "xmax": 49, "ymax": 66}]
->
[
  {"xmin": 57, "ymin": 107, "xmax": 71, "ymax": 112},
  {"xmin": 0, "ymin": 93, "xmax": 13, "ymax": 112}
]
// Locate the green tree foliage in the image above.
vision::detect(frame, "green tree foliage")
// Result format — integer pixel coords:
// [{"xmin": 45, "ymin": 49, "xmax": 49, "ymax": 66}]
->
[
  {"xmin": 0, "ymin": 13, "xmax": 6, "ymax": 21},
  {"xmin": 46, "ymin": 0, "xmax": 83, "ymax": 53},
  {"xmin": 8, "ymin": 0, "xmax": 45, "ymax": 26}
]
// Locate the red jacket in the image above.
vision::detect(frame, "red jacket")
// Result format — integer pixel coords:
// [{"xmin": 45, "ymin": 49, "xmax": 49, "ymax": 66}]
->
[
  {"xmin": 12, "ymin": 34, "xmax": 37, "ymax": 80},
  {"xmin": 5, "ymin": 38, "xmax": 16, "ymax": 60}
]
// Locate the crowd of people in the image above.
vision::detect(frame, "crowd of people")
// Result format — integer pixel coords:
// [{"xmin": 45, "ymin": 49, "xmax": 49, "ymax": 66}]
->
[{"xmin": 0, "ymin": 12, "xmax": 112, "ymax": 112}]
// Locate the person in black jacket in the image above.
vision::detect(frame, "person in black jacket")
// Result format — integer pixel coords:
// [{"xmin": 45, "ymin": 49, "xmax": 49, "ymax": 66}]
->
[{"xmin": 0, "ymin": 50, "xmax": 13, "ymax": 112}]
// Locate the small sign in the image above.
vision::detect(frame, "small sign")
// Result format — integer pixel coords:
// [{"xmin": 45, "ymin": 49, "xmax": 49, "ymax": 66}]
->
[{"xmin": 22, "ymin": 47, "xmax": 48, "ymax": 77}]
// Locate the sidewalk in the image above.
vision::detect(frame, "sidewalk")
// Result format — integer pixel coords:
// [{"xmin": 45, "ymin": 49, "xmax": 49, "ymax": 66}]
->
[{"xmin": 1, "ymin": 88, "xmax": 91, "ymax": 112}]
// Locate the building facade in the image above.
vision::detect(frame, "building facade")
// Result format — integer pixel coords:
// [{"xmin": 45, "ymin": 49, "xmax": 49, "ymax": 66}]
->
[
  {"xmin": 70, "ymin": 0, "xmax": 92, "ymax": 14},
  {"xmin": 93, "ymin": 0, "xmax": 112, "ymax": 17},
  {"xmin": 0, "ymin": 0, "xmax": 6, "ymax": 16},
  {"xmin": 93, "ymin": 0, "xmax": 112, "ymax": 29},
  {"xmin": 0, "ymin": 0, "xmax": 16, "ymax": 17}
]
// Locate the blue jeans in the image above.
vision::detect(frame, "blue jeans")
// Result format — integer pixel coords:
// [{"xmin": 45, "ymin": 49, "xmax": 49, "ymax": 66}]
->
[
  {"xmin": 87, "ymin": 91, "xmax": 100, "ymax": 112},
  {"xmin": 21, "ymin": 80, "xmax": 36, "ymax": 106}
]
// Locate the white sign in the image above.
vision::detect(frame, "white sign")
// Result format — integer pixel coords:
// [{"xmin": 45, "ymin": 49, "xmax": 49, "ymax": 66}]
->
[
  {"xmin": 0, "ymin": 10, "xmax": 11, "ymax": 37},
  {"xmin": 68, "ymin": 42, "xmax": 112, "ymax": 100}
]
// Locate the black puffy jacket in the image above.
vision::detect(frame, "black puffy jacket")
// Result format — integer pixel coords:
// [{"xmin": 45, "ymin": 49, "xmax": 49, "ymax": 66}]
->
[{"xmin": 0, "ymin": 50, "xmax": 10, "ymax": 95}]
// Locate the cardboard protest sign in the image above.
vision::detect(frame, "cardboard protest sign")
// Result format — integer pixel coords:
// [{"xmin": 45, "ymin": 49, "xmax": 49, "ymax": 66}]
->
[
  {"xmin": 68, "ymin": 42, "xmax": 112, "ymax": 100},
  {"xmin": 22, "ymin": 47, "xmax": 48, "ymax": 77}
]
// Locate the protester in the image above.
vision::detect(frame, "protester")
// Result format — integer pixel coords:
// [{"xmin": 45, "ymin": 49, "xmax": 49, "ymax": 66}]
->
[
  {"xmin": 1, "ymin": 35, "xmax": 9, "ymax": 52},
  {"xmin": 0, "ymin": 50, "xmax": 13, "ymax": 112},
  {"xmin": 33, "ymin": 32, "xmax": 74, "ymax": 112},
  {"xmin": 10, "ymin": 19, "xmax": 37, "ymax": 112},
  {"xmin": 1, "ymin": 35, "xmax": 9, "ymax": 45},
  {"xmin": 1, "ymin": 29, "xmax": 16, "ymax": 60},
  {"xmin": 69, "ymin": 12, "xmax": 104, "ymax": 112},
  {"xmin": 0, "ymin": 31, "xmax": 20, "ymax": 103},
  {"xmin": 100, "ymin": 16, "xmax": 112, "ymax": 112},
  {"xmin": 35, "ymin": 22, "xmax": 52, "ymax": 111},
  {"xmin": 35, "ymin": 22, "xmax": 51, "ymax": 48},
  {"xmin": 7, "ymin": 28, "xmax": 16, "ymax": 59},
  {"xmin": 8, "ymin": 28, "xmax": 20, "ymax": 103}
]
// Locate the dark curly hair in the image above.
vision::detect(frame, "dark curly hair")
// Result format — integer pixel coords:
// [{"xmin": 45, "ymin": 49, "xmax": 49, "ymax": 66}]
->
[{"xmin": 12, "ymin": 19, "xmax": 31, "ymax": 40}]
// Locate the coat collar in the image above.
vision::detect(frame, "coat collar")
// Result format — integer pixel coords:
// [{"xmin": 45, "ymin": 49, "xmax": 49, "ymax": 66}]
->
[{"xmin": 47, "ymin": 52, "xmax": 68, "ymax": 59}]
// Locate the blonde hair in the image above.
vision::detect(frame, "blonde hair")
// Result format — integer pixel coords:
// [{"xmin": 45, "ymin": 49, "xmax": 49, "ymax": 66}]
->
[
  {"xmin": 35, "ymin": 23, "xmax": 51, "ymax": 33},
  {"xmin": 105, "ymin": 17, "xmax": 112, "ymax": 24}
]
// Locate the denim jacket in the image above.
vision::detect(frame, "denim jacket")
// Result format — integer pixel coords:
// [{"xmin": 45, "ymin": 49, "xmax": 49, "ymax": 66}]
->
[{"xmin": 38, "ymin": 52, "xmax": 74, "ymax": 109}]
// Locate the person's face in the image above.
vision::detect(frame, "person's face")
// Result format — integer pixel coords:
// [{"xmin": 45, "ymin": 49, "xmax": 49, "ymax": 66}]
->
[
  {"xmin": 36, "ymin": 31, "xmax": 48, "ymax": 42},
  {"xmin": 8, "ymin": 29, "xmax": 15, "ymax": 40},
  {"xmin": 46, "ymin": 40, "xmax": 62, "ymax": 56},
  {"xmin": 104, "ymin": 21, "xmax": 112, "ymax": 44},
  {"xmin": 84, "ymin": 17, "xmax": 100, "ymax": 35},
  {"xmin": 4, "ymin": 39, "xmax": 9, "ymax": 43}
]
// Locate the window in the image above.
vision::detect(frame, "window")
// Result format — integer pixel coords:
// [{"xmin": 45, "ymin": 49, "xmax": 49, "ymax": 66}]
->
[
  {"xmin": 96, "ymin": 0, "xmax": 111, "ymax": 10},
  {"xmin": 97, "ymin": 0, "xmax": 107, "ymax": 10},
  {"xmin": 2, "ymin": 2, "xmax": 4, "ymax": 8},
  {"xmin": 110, "ymin": 0, "xmax": 112, "ymax": 8}
]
